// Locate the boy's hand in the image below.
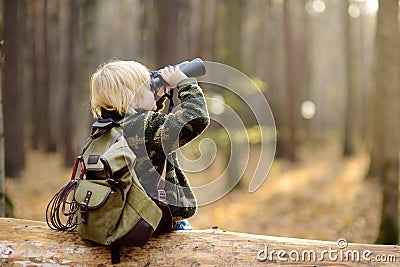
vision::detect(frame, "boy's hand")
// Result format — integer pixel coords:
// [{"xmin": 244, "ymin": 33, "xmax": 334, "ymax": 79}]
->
[{"xmin": 160, "ymin": 65, "xmax": 188, "ymax": 89}]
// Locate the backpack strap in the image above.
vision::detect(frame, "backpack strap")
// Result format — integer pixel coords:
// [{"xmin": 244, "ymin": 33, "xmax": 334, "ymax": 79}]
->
[
  {"xmin": 110, "ymin": 244, "xmax": 121, "ymax": 264},
  {"xmin": 154, "ymin": 161, "xmax": 173, "ymax": 233},
  {"xmin": 110, "ymin": 131, "xmax": 123, "ymax": 146},
  {"xmin": 82, "ymin": 117, "xmax": 124, "ymax": 154},
  {"xmin": 157, "ymin": 161, "xmax": 168, "ymax": 203},
  {"xmin": 90, "ymin": 118, "xmax": 120, "ymax": 139}
]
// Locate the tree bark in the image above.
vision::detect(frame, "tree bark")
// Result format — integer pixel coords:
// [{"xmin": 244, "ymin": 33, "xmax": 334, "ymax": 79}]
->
[
  {"xmin": 372, "ymin": 0, "xmax": 400, "ymax": 245},
  {"xmin": 1, "ymin": 218, "xmax": 399, "ymax": 266},
  {"xmin": 343, "ymin": 0, "xmax": 357, "ymax": 156},
  {"xmin": 283, "ymin": 0, "xmax": 297, "ymax": 162},
  {"xmin": 42, "ymin": 0, "xmax": 59, "ymax": 152},
  {"xmin": 2, "ymin": 0, "xmax": 25, "ymax": 177},
  {"xmin": 0, "ymin": 63, "xmax": 4, "ymax": 217},
  {"xmin": 63, "ymin": 0, "xmax": 80, "ymax": 166},
  {"xmin": 225, "ymin": 0, "xmax": 244, "ymax": 70},
  {"xmin": 27, "ymin": 0, "xmax": 40, "ymax": 150},
  {"xmin": 155, "ymin": 0, "xmax": 180, "ymax": 67}
]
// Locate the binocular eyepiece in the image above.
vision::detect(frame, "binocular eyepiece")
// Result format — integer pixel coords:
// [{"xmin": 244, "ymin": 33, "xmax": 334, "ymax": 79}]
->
[{"xmin": 149, "ymin": 58, "xmax": 206, "ymax": 92}]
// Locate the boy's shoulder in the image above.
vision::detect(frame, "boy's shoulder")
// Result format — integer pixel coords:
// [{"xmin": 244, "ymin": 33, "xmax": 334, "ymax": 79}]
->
[{"xmin": 123, "ymin": 110, "xmax": 166, "ymax": 128}]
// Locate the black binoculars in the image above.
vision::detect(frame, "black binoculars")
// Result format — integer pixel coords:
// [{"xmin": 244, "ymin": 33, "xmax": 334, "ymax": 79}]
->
[{"xmin": 149, "ymin": 58, "xmax": 206, "ymax": 92}]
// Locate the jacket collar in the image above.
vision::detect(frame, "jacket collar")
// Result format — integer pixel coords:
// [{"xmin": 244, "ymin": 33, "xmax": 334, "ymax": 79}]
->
[{"xmin": 100, "ymin": 108, "xmax": 124, "ymax": 121}]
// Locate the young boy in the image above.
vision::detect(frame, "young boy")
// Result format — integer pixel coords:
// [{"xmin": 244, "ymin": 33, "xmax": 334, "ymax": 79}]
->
[{"xmin": 90, "ymin": 60, "xmax": 209, "ymax": 228}]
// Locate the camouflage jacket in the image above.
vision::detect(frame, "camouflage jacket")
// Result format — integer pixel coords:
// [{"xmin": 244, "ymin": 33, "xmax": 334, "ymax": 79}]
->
[{"xmin": 105, "ymin": 79, "xmax": 209, "ymax": 220}]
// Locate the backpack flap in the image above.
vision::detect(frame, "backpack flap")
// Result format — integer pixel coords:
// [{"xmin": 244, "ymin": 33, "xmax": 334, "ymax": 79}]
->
[
  {"xmin": 74, "ymin": 179, "xmax": 119, "ymax": 228},
  {"xmin": 74, "ymin": 179, "xmax": 113, "ymax": 209},
  {"xmin": 85, "ymin": 135, "xmax": 135, "ymax": 179}
]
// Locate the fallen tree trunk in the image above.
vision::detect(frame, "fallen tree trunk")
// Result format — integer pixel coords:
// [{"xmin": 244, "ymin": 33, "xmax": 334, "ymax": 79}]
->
[{"xmin": 0, "ymin": 218, "xmax": 399, "ymax": 266}]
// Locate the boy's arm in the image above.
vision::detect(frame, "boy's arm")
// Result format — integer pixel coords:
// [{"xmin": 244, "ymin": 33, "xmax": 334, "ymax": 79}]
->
[{"xmin": 149, "ymin": 79, "xmax": 210, "ymax": 155}]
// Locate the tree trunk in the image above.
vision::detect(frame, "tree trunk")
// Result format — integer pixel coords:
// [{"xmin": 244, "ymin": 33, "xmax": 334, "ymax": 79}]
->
[
  {"xmin": 81, "ymin": 0, "xmax": 97, "ymax": 111},
  {"xmin": 63, "ymin": 0, "xmax": 80, "ymax": 166},
  {"xmin": 265, "ymin": 0, "xmax": 286, "ymax": 159},
  {"xmin": 283, "ymin": 0, "xmax": 297, "ymax": 162},
  {"xmin": 28, "ymin": 0, "xmax": 49, "ymax": 152},
  {"xmin": 138, "ymin": 0, "xmax": 155, "ymax": 64},
  {"xmin": 343, "ymin": 0, "xmax": 356, "ymax": 156},
  {"xmin": 42, "ymin": 0, "xmax": 52, "ymax": 152},
  {"xmin": 2, "ymin": 0, "xmax": 24, "ymax": 177},
  {"xmin": 42, "ymin": 0, "xmax": 59, "ymax": 152},
  {"xmin": 225, "ymin": 0, "xmax": 245, "ymax": 188},
  {"xmin": 17, "ymin": 0, "xmax": 28, "ymax": 145},
  {"xmin": 373, "ymin": 0, "xmax": 400, "ymax": 245},
  {"xmin": 74, "ymin": 0, "xmax": 96, "ymax": 154},
  {"xmin": 1, "ymin": 218, "xmax": 399, "ymax": 266},
  {"xmin": 0, "ymin": 64, "xmax": 4, "ymax": 217},
  {"xmin": 376, "ymin": 160, "xmax": 400, "ymax": 245},
  {"xmin": 225, "ymin": 0, "xmax": 244, "ymax": 70},
  {"xmin": 155, "ymin": 0, "xmax": 180, "ymax": 67}
]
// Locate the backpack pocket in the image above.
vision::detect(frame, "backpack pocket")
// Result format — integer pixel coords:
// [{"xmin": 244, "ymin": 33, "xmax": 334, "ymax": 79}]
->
[
  {"xmin": 74, "ymin": 175, "xmax": 162, "ymax": 246},
  {"xmin": 74, "ymin": 179, "xmax": 125, "ymax": 245}
]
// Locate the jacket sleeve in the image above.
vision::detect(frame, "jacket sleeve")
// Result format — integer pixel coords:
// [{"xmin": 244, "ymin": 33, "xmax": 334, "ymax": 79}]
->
[{"xmin": 146, "ymin": 78, "xmax": 210, "ymax": 155}]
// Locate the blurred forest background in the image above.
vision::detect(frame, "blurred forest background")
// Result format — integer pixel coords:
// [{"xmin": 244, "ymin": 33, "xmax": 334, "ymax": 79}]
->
[{"xmin": 0, "ymin": 0, "xmax": 399, "ymax": 246}]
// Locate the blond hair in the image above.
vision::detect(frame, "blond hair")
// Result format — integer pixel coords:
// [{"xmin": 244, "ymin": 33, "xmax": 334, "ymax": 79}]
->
[{"xmin": 90, "ymin": 59, "xmax": 151, "ymax": 118}]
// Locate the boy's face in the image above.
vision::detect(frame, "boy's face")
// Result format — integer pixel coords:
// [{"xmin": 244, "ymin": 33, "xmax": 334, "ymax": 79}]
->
[{"xmin": 141, "ymin": 88, "xmax": 157, "ymax": 111}]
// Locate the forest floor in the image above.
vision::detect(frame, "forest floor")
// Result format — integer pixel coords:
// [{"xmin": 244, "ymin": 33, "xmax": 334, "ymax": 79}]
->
[{"xmin": 5, "ymin": 143, "xmax": 382, "ymax": 244}]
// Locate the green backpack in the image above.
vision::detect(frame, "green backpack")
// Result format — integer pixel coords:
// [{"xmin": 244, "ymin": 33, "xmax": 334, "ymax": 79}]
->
[{"xmin": 46, "ymin": 118, "xmax": 173, "ymax": 264}]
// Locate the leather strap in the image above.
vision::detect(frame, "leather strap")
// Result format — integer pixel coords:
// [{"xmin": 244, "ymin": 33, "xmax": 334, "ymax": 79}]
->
[
  {"xmin": 154, "ymin": 160, "xmax": 173, "ymax": 233},
  {"xmin": 110, "ymin": 131, "xmax": 123, "ymax": 146},
  {"xmin": 110, "ymin": 245, "xmax": 121, "ymax": 264},
  {"xmin": 79, "ymin": 191, "xmax": 92, "ymax": 224},
  {"xmin": 157, "ymin": 161, "xmax": 167, "ymax": 203}
]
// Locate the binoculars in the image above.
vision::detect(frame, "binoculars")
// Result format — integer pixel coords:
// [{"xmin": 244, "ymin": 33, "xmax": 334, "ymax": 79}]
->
[{"xmin": 149, "ymin": 58, "xmax": 206, "ymax": 92}]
